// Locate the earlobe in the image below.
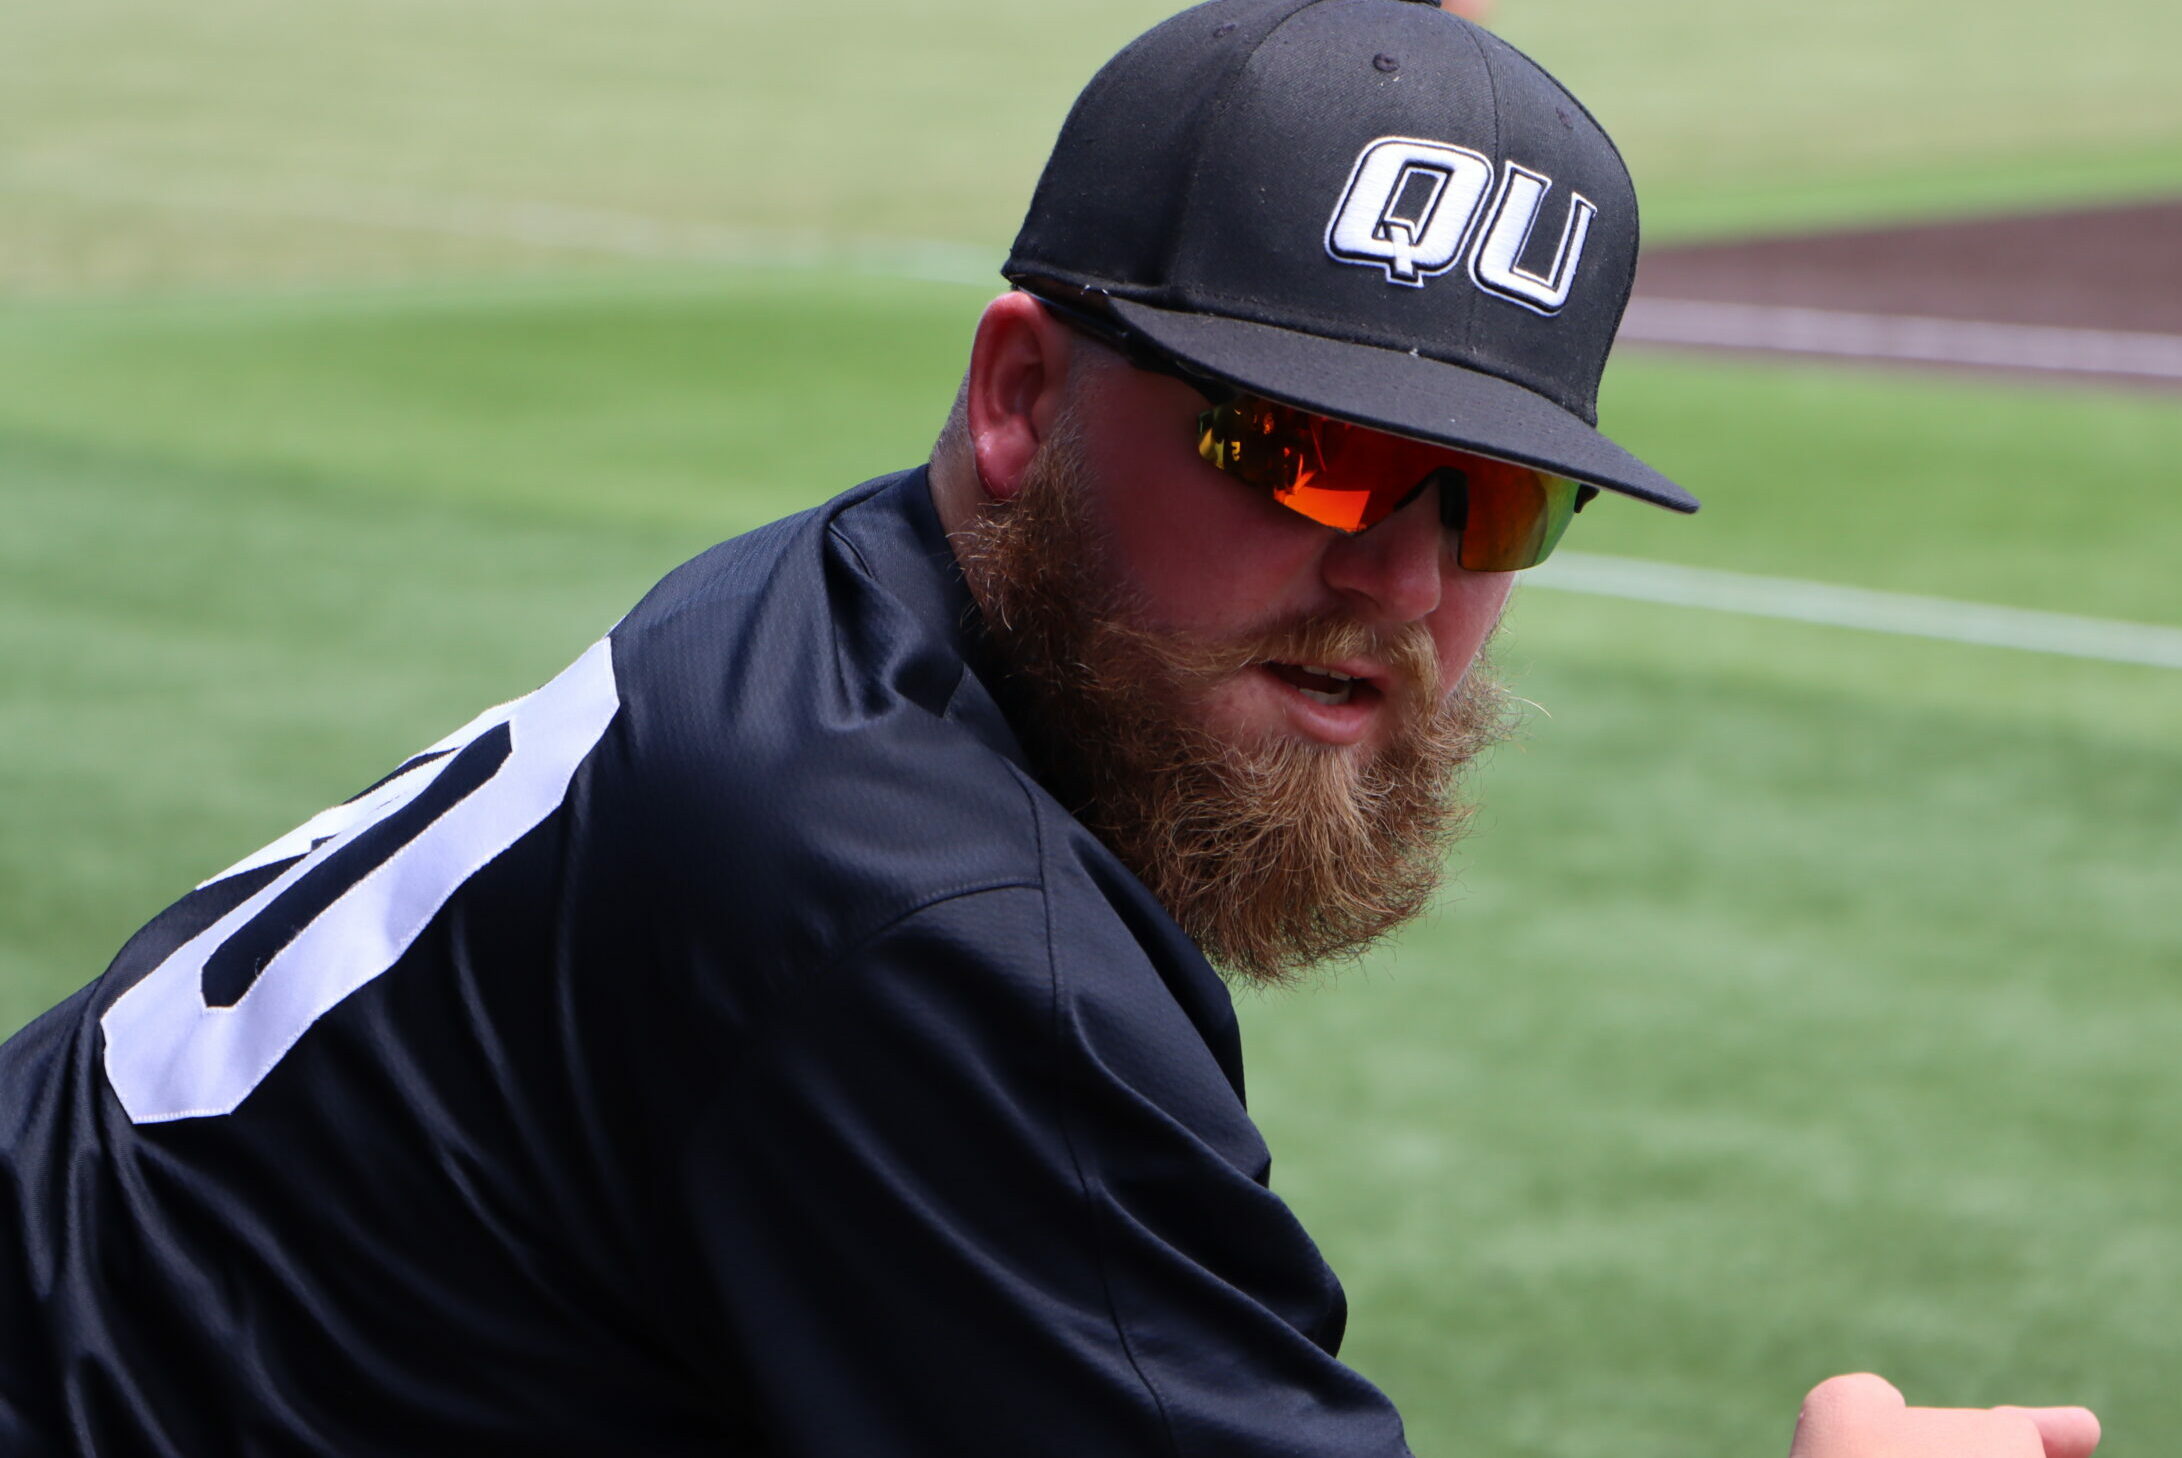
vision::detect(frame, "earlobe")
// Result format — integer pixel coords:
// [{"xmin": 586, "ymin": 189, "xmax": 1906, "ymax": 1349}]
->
[
  {"xmin": 972, "ymin": 425, "xmax": 1031, "ymax": 503},
  {"xmin": 966, "ymin": 292, "xmax": 1072, "ymax": 504}
]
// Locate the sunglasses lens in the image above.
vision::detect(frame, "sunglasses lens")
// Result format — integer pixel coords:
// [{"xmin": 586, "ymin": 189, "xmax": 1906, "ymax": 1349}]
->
[
  {"xmin": 1197, "ymin": 397, "xmax": 1584, "ymax": 569},
  {"xmin": 1197, "ymin": 399, "xmax": 1414, "ymax": 533},
  {"xmin": 1447, "ymin": 459, "xmax": 1584, "ymax": 572}
]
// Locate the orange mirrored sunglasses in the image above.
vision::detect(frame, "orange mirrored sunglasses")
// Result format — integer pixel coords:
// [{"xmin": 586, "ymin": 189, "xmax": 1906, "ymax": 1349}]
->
[
  {"xmin": 1029, "ymin": 288, "xmax": 1596, "ymax": 571},
  {"xmin": 1195, "ymin": 395, "xmax": 1596, "ymax": 572}
]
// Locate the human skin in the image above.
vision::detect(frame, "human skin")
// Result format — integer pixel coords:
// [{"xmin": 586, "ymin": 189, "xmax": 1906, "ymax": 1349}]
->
[
  {"xmin": 925, "ymin": 293, "xmax": 2105, "ymax": 1458},
  {"xmin": 1791, "ymin": 1375, "xmax": 2099, "ymax": 1458},
  {"xmin": 928, "ymin": 290, "xmax": 1515, "ymax": 759}
]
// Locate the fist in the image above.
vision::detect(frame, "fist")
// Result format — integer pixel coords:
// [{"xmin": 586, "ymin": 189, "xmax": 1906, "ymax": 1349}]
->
[{"xmin": 1790, "ymin": 1374, "xmax": 2100, "ymax": 1458}]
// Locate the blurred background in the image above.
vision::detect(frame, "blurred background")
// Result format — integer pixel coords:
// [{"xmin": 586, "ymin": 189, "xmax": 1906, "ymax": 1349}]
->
[{"xmin": 3, "ymin": 1, "xmax": 2177, "ymax": 1453}]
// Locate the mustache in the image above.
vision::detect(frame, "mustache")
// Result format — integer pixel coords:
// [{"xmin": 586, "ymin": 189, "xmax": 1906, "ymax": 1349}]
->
[{"xmin": 1101, "ymin": 609, "xmax": 1444, "ymax": 711}]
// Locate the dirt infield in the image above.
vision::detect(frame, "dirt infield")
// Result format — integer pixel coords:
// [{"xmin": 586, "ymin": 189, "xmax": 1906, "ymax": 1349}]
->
[{"xmin": 1625, "ymin": 199, "xmax": 2182, "ymax": 386}]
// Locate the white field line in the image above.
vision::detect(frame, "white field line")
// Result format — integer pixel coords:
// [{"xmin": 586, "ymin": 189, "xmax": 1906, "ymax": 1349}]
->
[
  {"xmin": 1531, "ymin": 553, "xmax": 2182, "ymax": 670},
  {"xmin": 0, "ymin": 167, "xmax": 1005, "ymax": 286},
  {"xmin": 1622, "ymin": 298, "xmax": 2182, "ymax": 381}
]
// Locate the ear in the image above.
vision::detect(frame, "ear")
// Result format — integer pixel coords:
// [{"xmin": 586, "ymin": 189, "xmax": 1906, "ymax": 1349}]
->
[{"xmin": 965, "ymin": 291, "xmax": 1078, "ymax": 503}]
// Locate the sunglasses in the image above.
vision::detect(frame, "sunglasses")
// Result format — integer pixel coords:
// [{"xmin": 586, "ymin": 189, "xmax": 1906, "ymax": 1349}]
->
[
  {"xmin": 1032, "ymin": 289, "xmax": 1596, "ymax": 572},
  {"xmin": 1196, "ymin": 395, "xmax": 1596, "ymax": 572}
]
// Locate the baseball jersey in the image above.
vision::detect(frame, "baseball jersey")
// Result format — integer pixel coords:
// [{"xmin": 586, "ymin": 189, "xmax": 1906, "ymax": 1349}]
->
[{"xmin": 0, "ymin": 469, "xmax": 1414, "ymax": 1456}]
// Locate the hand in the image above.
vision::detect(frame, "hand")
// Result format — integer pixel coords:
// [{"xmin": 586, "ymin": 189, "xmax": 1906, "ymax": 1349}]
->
[{"xmin": 1789, "ymin": 1374, "xmax": 2100, "ymax": 1458}]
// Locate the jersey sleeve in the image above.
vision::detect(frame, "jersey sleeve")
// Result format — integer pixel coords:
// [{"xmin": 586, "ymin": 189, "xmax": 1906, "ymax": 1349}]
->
[{"xmin": 671, "ymin": 876, "xmax": 1415, "ymax": 1457}]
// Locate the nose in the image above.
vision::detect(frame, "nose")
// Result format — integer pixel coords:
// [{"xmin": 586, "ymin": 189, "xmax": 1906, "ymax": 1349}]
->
[{"xmin": 1317, "ymin": 481, "xmax": 1447, "ymax": 624}]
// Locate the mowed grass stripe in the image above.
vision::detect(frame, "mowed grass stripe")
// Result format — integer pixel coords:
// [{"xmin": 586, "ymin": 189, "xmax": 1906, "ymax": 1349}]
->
[
  {"xmin": 0, "ymin": 271, "xmax": 982, "ymax": 536},
  {"xmin": 3, "ymin": 269, "xmax": 2179, "ymax": 625}
]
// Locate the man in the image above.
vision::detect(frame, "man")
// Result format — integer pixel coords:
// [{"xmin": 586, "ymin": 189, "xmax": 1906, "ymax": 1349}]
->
[{"xmin": 0, "ymin": 2, "xmax": 2101, "ymax": 1454}]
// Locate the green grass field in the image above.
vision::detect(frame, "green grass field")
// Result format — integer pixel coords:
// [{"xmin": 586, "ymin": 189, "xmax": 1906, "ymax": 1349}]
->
[{"xmin": 4, "ymin": 2, "xmax": 2178, "ymax": 1453}]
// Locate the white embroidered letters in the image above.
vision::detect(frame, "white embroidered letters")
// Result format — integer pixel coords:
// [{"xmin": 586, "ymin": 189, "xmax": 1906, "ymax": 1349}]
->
[
  {"xmin": 1325, "ymin": 138, "xmax": 1598, "ymax": 314},
  {"xmin": 1470, "ymin": 163, "xmax": 1596, "ymax": 315},
  {"xmin": 1325, "ymin": 138, "xmax": 1497, "ymax": 287}
]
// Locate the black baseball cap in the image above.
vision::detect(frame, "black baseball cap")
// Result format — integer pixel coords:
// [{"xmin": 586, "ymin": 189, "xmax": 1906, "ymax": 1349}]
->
[{"xmin": 1004, "ymin": 0, "xmax": 1697, "ymax": 514}]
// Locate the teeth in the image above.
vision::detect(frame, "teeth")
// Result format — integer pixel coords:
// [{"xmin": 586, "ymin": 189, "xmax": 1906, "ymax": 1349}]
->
[{"xmin": 1275, "ymin": 662, "xmax": 1360, "ymax": 707}]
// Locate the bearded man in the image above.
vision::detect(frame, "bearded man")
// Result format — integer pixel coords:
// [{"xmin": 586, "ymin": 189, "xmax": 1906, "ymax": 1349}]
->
[{"xmin": 0, "ymin": 2, "xmax": 2103, "ymax": 1455}]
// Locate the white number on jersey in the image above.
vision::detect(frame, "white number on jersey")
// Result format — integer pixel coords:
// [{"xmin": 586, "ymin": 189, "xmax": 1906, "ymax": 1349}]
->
[{"xmin": 101, "ymin": 638, "xmax": 621, "ymax": 1124}]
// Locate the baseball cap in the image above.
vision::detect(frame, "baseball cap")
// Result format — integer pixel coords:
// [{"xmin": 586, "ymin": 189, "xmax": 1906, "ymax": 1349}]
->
[{"xmin": 1004, "ymin": 0, "xmax": 1698, "ymax": 514}]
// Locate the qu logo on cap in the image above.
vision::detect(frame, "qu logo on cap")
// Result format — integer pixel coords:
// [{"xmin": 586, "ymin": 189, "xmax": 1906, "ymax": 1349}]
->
[{"xmin": 1324, "ymin": 136, "xmax": 1597, "ymax": 315}]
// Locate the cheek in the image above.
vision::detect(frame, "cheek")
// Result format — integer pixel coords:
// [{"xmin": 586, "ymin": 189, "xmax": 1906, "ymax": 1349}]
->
[
  {"xmin": 1079, "ymin": 393, "xmax": 1325, "ymax": 633},
  {"xmin": 1430, "ymin": 570, "xmax": 1516, "ymax": 686}
]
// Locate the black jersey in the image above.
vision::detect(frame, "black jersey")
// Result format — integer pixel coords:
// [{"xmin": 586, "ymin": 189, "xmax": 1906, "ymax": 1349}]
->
[{"xmin": 0, "ymin": 470, "xmax": 1413, "ymax": 1456}]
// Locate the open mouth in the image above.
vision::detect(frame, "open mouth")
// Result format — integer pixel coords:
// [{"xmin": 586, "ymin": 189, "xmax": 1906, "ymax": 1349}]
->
[{"xmin": 1265, "ymin": 662, "xmax": 1370, "ymax": 707}]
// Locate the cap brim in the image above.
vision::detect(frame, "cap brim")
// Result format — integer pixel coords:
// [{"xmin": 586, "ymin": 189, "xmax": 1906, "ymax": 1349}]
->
[{"xmin": 1107, "ymin": 298, "xmax": 1699, "ymax": 514}]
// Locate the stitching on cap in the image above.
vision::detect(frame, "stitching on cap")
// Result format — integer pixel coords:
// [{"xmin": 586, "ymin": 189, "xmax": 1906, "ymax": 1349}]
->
[{"xmin": 1164, "ymin": 0, "xmax": 1331, "ymax": 287}]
